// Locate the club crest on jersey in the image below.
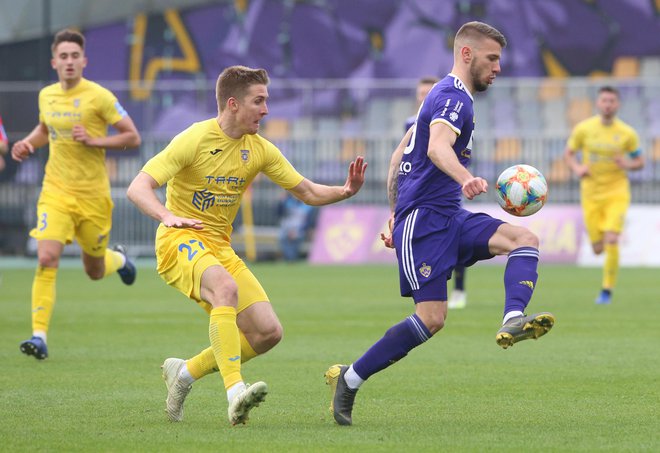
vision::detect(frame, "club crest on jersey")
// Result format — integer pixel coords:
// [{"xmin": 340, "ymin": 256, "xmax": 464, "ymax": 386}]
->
[
  {"xmin": 73, "ymin": 99, "xmax": 80, "ymax": 108},
  {"xmin": 419, "ymin": 262, "xmax": 432, "ymax": 278},
  {"xmin": 240, "ymin": 149, "xmax": 250, "ymax": 162}
]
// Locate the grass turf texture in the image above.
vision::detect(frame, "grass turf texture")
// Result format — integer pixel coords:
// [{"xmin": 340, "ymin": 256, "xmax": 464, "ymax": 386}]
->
[{"xmin": 1, "ymin": 263, "xmax": 658, "ymax": 452}]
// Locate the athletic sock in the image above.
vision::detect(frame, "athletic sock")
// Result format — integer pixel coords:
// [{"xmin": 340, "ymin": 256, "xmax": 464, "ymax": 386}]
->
[
  {"xmin": 103, "ymin": 248, "xmax": 125, "ymax": 277},
  {"xmin": 454, "ymin": 265, "xmax": 465, "ymax": 291},
  {"xmin": 352, "ymin": 314, "xmax": 431, "ymax": 381},
  {"xmin": 603, "ymin": 243, "xmax": 619, "ymax": 290},
  {"xmin": 503, "ymin": 247, "xmax": 539, "ymax": 317},
  {"xmin": 209, "ymin": 306, "xmax": 242, "ymax": 390},
  {"xmin": 31, "ymin": 266, "xmax": 57, "ymax": 334}
]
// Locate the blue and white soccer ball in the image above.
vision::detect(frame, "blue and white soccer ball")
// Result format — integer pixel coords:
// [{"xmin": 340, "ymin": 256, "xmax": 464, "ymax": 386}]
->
[{"xmin": 495, "ymin": 164, "xmax": 548, "ymax": 217}]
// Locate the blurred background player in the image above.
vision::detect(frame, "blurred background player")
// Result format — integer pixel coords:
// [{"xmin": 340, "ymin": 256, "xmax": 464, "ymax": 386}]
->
[
  {"xmin": 405, "ymin": 76, "xmax": 468, "ymax": 309},
  {"xmin": 327, "ymin": 21, "xmax": 555, "ymax": 426},
  {"xmin": 278, "ymin": 192, "xmax": 315, "ymax": 261},
  {"xmin": 564, "ymin": 86, "xmax": 644, "ymax": 304},
  {"xmin": 11, "ymin": 29, "xmax": 140, "ymax": 360},
  {"xmin": 0, "ymin": 113, "xmax": 8, "ymax": 172},
  {"xmin": 127, "ymin": 65, "xmax": 366, "ymax": 426}
]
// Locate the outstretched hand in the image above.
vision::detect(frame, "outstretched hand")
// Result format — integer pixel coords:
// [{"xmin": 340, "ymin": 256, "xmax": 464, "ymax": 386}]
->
[
  {"xmin": 162, "ymin": 213, "xmax": 204, "ymax": 230},
  {"xmin": 380, "ymin": 214, "xmax": 395, "ymax": 249},
  {"xmin": 342, "ymin": 156, "xmax": 367, "ymax": 198}
]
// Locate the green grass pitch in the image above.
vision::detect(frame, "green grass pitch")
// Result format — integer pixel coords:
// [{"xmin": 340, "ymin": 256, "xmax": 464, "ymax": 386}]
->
[{"xmin": 1, "ymin": 262, "xmax": 658, "ymax": 452}]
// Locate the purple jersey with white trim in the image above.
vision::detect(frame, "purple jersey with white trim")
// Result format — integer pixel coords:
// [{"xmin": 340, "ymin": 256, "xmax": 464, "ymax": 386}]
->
[{"xmin": 395, "ymin": 74, "xmax": 474, "ymax": 218}]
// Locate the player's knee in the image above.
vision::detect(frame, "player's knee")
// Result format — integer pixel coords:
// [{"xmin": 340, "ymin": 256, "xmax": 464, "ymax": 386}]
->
[
  {"xmin": 37, "ymin": 252, "xmax": 60, "ymax": 268},
  {"xmin": 592, "ymin": 242, "xmax": 604, "ymax": 254},
  {"xmin": 205, "ymin": 278, "xmax": 239, "ymax": 308},
  {"xmin": 515, "ymin": 229, "xmax": 539, "ymax": 249},
  {"xmin": 85, "ymin": 266, "xmax": 104, "ymax": 280}
]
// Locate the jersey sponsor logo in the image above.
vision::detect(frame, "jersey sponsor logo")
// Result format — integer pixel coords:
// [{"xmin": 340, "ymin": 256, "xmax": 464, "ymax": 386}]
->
[
  {"xmin": 204, "ymin": 175, "xmax": 246, "ymax": 188},
  {"xmin": 399, "ymin": 160, "xmax": 412, "ymax": 175},
  {"xmin": 210, "ymin": 148, "xmax": 222, "ymax": 155},
  {"xmin": 449, "ymin": 111, "xmax": 459, "ymax": 122},
  {"xmin": 419, "ymin": 262, "xmax": 432, "ymax": 278},
  {"xmin": 192, "ymin": 189, "xmax": 216, "ymax": 211}
]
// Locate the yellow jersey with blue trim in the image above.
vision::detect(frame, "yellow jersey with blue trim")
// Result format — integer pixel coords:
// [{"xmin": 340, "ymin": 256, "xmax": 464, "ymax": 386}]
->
[
  {"xmin": 142, "ymin": 118, "xmax": 305, "ymax": 243},
  {"xmin": 38, "ymin": 78, "xmax": 126, "ymax": 198},
  {"xmin": 567, "ymin": 115, "xmax": 641, "ymax": 200}
]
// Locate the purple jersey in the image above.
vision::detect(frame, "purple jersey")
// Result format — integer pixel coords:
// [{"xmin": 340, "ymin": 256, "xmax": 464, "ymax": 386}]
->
[{"xmin": 396, "ymin": 74, "xmax": 474, "ymax": 218}]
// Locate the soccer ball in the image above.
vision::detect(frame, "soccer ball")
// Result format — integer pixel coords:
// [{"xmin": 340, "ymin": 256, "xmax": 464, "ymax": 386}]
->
[{"xmin": 495, "ymin": 164, "xmax": 548, "ymax": 217}]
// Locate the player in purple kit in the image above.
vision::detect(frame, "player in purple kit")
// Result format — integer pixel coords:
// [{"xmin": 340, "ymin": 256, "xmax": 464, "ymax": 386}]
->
[{"xmin": 325, "ymin": 21, "xmax": 555, "ymax": 426}]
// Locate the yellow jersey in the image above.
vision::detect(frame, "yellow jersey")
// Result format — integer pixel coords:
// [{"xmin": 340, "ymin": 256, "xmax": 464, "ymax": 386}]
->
[
  {"xmin": 39, "ymin": 78, "xmax": 126, "ymax": 198},
  {"xmin": 142, "ymin": 118, "xmax": 304, "ymax": 243},
  {"xmin": 567, "ymin": 115, "xmax": 640, "ymax": 201}
]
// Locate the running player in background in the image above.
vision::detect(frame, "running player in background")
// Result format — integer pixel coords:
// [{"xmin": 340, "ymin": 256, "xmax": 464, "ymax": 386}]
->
[
  {"xmin": 405, "ymin": 76, "xmax": 468, "ymax": 309},
  {"xmin": 326, "ymin": 21, "xmax": 555, "ymax": 426},
  {"xmin": 564, "ymin": 86, "xmax": 644, "ymax": 304},
  {"xmin": 11, "ymin": 29, "xmax": 140, "ymax": 360},
  {"xmin": 127, "ymin": 65, "xmax": 366, "ymax": 426}
]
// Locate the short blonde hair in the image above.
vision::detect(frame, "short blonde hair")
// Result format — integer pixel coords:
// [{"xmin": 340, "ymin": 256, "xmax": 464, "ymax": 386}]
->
[{"xmin": 216, "ymin": 65, "xmax": 269, "ymax": 112}]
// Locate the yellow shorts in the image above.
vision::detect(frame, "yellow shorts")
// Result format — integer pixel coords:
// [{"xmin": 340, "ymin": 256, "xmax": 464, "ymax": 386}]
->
[
  {"xmin": 155, "ymin": 226, "xmax": 269, "ymax": 314},
  {"xmin": 29, "ymin": 190, "xmax": 113, "ymax": 257},
  {"xmin": 581, "ymin": 192, "xmax": 630, "ymax": 244}
]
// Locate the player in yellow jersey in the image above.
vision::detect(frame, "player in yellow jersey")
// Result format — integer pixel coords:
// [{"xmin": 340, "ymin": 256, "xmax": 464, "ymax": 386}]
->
[
  {"xmin": 127, "ymin": 65, "xmax": 367, "ymax": 426},
  {"xmin": 564, "ymin": 86, "xmax": 644, "ymax": 304},
  {"xmin": 11, "ymin": 29, "xmax": 141, "ymax": 359}
]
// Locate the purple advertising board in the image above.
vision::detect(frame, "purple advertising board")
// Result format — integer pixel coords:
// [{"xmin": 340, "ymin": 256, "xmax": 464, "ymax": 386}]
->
[{"xmin": 309, "ymin": 204, "xmax": 583, "ymax": 265}]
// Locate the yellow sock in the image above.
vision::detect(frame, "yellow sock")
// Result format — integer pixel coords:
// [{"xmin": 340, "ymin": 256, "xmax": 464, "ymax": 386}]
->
[
  {"xmin": 187, "ymin": 332, "xmax": 259, "ymax": 380},
  {"xmin": 209, "ymin": 306, "xmax": 242, "ymax": 390},
  {"xmin": 186, "ymin": 347, "xmax": 217, "ymax": 380},
  {"xmin": 103, "ymin": 249, "xmax": 124, "ymax": 277},
  {"xmin": 603, "ymin": 243, "xmax": 619, "ymax": 289},
  {"xmin": 32, "ymin": 266, "xmax": 57, "ymax": 333}
]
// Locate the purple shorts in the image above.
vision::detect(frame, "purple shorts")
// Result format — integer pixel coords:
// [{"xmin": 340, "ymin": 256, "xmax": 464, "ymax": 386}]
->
[{"xmin": 393, "ymin": 207, "xmax": 504, "ymax": 303}]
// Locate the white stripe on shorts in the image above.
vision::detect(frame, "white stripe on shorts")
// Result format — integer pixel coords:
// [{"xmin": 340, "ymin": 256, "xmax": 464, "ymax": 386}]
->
[{"xmin": 402, "ymin": 209, "xmax": 419, "ymax": 291}]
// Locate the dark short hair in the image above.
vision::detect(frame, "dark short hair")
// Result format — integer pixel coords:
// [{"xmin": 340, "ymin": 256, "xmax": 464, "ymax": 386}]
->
[
  {"xmin": 51, "ymin": 29, "xmax": 85, "ymax": 54},
  {"xmin": 216, "ymin": 65, "xmax": 270, "ymax": 112},
  {"xmin": 455, "ymin": 21, "xmax": 507, "ymax": 48},
  {"xmin": 598, "ymin": 86, "xmax": 620, "ymax": 97},
  {"xmin": 418, "ymin": 76, "xmax": 439, "ymax": 85}
]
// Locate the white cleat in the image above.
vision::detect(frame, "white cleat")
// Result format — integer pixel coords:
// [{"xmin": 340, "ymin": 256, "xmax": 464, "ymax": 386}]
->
[
  {"xmin": 228, "ymin": 381, "xmax": 268, "ymax": 426},
  {"xmin": 161, "ymin": 358, "xmax": 192, "ymax": 422},
  {"xmin": 447, "ymin": 290, "xmax": 467, "ymax": 309}
]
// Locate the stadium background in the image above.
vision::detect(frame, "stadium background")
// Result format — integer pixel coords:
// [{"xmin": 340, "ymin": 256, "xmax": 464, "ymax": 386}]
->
[{"xmin": 1, "ymin": 0, "xmax": 660, "ymax": 262}]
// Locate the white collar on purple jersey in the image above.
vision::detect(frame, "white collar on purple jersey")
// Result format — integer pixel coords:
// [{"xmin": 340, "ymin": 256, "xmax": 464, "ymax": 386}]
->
[{"xmin": 447, "ymin": 73, "xmax": 474, "ymax": 102}]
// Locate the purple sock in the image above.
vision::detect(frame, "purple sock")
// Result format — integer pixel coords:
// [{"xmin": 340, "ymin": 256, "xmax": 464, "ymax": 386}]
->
[
  {"xmin": 454, "ymin": 265, "xmax": 465, "ymax": 291},
  {"xmin": 352, "ymin": 314, "xmax": 431, "ymax": 381},
  {"xmin": 503, "ymin": 247, "xmax": 539, "ymax": 316}
]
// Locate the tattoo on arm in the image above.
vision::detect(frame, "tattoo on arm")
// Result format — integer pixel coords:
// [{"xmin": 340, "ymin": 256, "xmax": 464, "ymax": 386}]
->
[{"xmin": 387, "ymin": 164, "xmax": 399, "ymax": 211}]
